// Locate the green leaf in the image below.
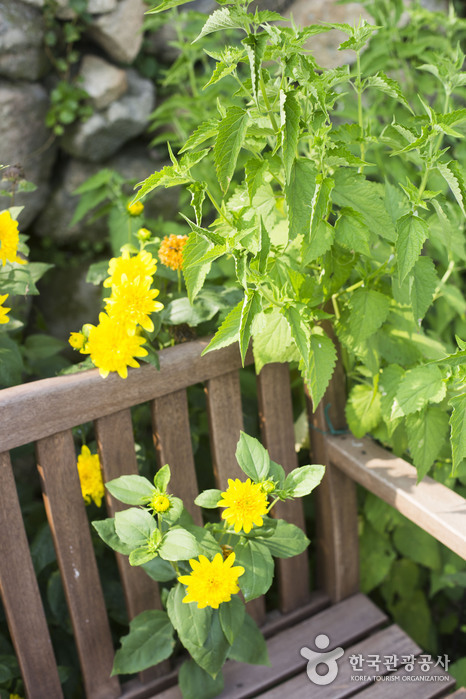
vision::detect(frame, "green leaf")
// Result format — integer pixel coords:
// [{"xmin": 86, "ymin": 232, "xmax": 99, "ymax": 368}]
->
[
  {"xmin": 202, "ymin": 300, "xmax": 242, "ymax": 354},
  {"xmin": 219, "ymin": 595, "xmax": 245, "ymax": 645},
  {"xmin": 239, "ymin": 289, "xmax": 261, "ymax": 365},
  {"xmin": 235, "ymin": 431, "xmax": 270, "ymax": 482},
  {"xmin": 359, "ymin": 523, "xmax": 396, "ymax": 593},
  {"xmin": 204, "ymin": 61, "xmax": 236, "ymax": 89},
  {"xmin": 245, "ymin": 158, "xmax": 268, "ymax": 204},
  {"xmin": 188, "ymin": 183, "xmax": 207, "ymax": 226},
  {"xmin": 335, "ymin": 207, "xmax": 371, "ymax": 256},
  {"xmin": 252, "ymin": 308, "xmax": 294, "ymax": 374},
  {"xmin": 436, "ymin": 161, "xmax": 466, "ymax": 215},
  {"xmin": 153, "ymin": 464, "xmax": 170, "ymax": 491},
  {"xmin": 305, "ymin": 330, "xmax": 337, "ymax": 410},
  {"xmin": 182, "ymin": 232, "xmax": 213, "ymax": 303},
  {"xmin": 194, "ymin": 7, "xmax": 246, "ymax": 42},
  {"xmin": 396, "ymin": 213, "xmax": 429, "ymax": 282},
  {"xmin": 133, "ymin": 165, "xmax": 191, "ymax": 203},
  {"xmin": 393, "ymin": 523, "xmax": 442, "ymax": 571},
  {"xmin": 0, "ymin": 335, "xmax": 23, "ymax": 387},
  {"xmin": 184, "ymin": 525, "xmax": 222, "ymax": 559},
  {"xmin": 348, "ymin": 289, "xmax": 391, "ymax": 343},
  {"xmin": 235, "ymin": 539, "xmax": 274, "ymax": 601},
  {"xmin": 179, "ymin": 119, "xmax": 219, "ymax": 153},
  {"xmin": 364, "ymin": 72, "xmax": 412, "ymax": 111},
  {"xmin": 406, "ymin": 407, "xmax": 449, "ymax": 480},
  {"xmin": 449, "ymin": 394, "xmax": 466, "ymax": 475},
  {"xmin": 243, "ymin": 33, "xmax": 267, "ymax": 104},
  {"xmin": 141, "ymin": 556, "xmax": 177, "ymax": 582},
  {"xmin": 86, "ymin": 260, "xmax": 108, "ymax": 286},
  {"xmin": 392, "ymin": 365, "xmax": 446, "ymax": 418},
  {"xmin": 114, "ymin": 508, "xmax": 156, "ymax": 548},
  {"xmin": 391, "ymin": 589, "xmax": 432, "ymax": 651},
  {"xmin": 228, "ymin": 613, "xmax": 270, "ymax": 666},
  {"xmin": 286, "ymin": 159, "xmax": 317, "ymax": 239},
  {"xmin": 159, "ymin": 527, "xmax": 199, "ymax": 561},
  {"xmin": 129, "ymin": 546, "xmax": 157, "ymax": 567},
  {"xmin": 346, "ymin": 384, "xmax": 381, "ymax": 438},
  {"xmin": 332, "ymin": 170, "xmax": 396, "ymax": 242},
  {"xmin": 146, "ymin": 0, "xmax": 195, "ymax": 13},
  {"xmin": 92, "ymin": 518, "xmax": 132, "ymax": 556},
  {"xmin": 283, "ymin": 305, "xmax": 310, "ymax": 373},
  {"xmin": 392, "ymin": 256, "xmax": 438, "ymax": 321},
  {"xmin": 214, "ymin": 106, "xmax": 249, "ymax": 192},
  {"xmin": 195, "ymin": 489, "xmax": 222, "ymax": 509},
  {"xmin": 281, "ymin": 90, "xmax": 301, "ymax": 184},
  {"xmin": 284, "ymin": 465, "xmax": 325, "ymax": 498},
  {"xmin": 302, "ymin": 220, "xmax": 334, "ymax": 264},
  {"xmin": 105, "ymin": 475, "xmax": 154, "ymax": 506},
  {"xmin": 258, "ymin": 519, "xmax": 309, "ymax": 558},
  {"xmin": 178, "ymin": 659, "xmax": 224, "ymax": 699},
  {"xmin": 112, "ymin": 610, "xmax": 175, "ymax": 674}
]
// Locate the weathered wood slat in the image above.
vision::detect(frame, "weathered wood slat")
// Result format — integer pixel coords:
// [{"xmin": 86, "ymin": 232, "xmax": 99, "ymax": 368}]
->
[
  {"xmin": 152, "ymin": 390, "xmax": 202, "ymax": 526},
  {"xmin": 96, "ymin": 409, "xmax": 166, "ymax": 684},
  {"xmin": 0, "ymin": 451, "xmax": 63, "ymax": 699},
  {"xmin": 205, "ymin": 370, "xmax": 266, "ymax": 624},
  {"xmin": 0, "ymin": 340, "xmax": 253, "ymax": 453},
  {"xmin": 36, "ymin": 430, "xmax": 120, "ymax": 699},
  {"xmin": 257, "ymin": 624, "xmax": 421, "ymax": 698},
  {"xmin": 257, "ymin": 363, "xmax": 310, "ymax": 612},
  {"xmin": 306, "ymin": 360, "xmax": 359, "ymax": 602},
  {"xmin": 327, "ymin": 434, "xmax": 466, "ymax": 559},
  {"xmin": 355, "ymin": 663, "xmax": 455, "ymax": 697}
]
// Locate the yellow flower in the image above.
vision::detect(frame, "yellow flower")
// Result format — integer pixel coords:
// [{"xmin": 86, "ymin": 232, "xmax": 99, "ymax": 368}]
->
[
  {"xmin": 69, "ymin": 331, "xmax": 86, "ymax": 351},
  {"xmin": 0, "ymin": 210, "xmax": 26, "ymax": 266},
  {"xmin": 158, "ymin": 234, "xmax": 188, "ymax": 271},
  {"xmin": 150, "ymin": 493, "xmax": 170, "ymax": 513},
  {"xmin": 103, "ymin": 250, "xmax": 157, "ymax": 288},
  {"xmin": 105, "ymin": 277, "xmax": 163, "ymax": 333},
  {"xmin": 77, "ymin": 445, "xmax": 105, "ymax": 507},
  {"xmin": 218, "ymin": 478, "xmax": 268, "ymax": 534},
  {"xmin": 178, "ymin": 552, "xmax": 244, "ymax": 609},
  {"xmin": 127, "ymin": 200, "xmax": 144, "ymax": 216},
  {"xmin": 83, "ymin": 312, "xmax": 148, "ymax": 379},
  {"xmin": 0, "ymin": 293, "xmax": 11, "ymax": 324}
]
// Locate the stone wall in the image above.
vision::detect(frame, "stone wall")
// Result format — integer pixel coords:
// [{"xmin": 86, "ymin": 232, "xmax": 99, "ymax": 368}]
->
[{"xmin": 0, "ymin": 0, "xmax": 445, "ymax": 343}]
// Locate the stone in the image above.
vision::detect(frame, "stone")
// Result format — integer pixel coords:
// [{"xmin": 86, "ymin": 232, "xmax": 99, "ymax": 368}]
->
[
  {"xmin": 79, "ymin": 55, "xmax": 128, "ymax": 110},
  {"xmin": 0, "ymin": 82, "xmax": 57, "ymax": 228},
  {"xmin": 87, "ymin": 0, "xmax": 146, "ymax": 64},
  {"xmin": 60, "ymin": 69, "xmax": 155, "ymax": 162},
  {"xmin": 0, "ymin": 0, "xmax": 48, "ymax": 80},
  {"xmin": 54, "ymin": 0, "xmax": 118, "ymax": 19}
]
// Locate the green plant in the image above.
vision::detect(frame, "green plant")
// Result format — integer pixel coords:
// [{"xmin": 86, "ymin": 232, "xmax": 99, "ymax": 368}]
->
[{"xmin": 93, "ymin": 431, "xmax": 324, "ymax": 697}]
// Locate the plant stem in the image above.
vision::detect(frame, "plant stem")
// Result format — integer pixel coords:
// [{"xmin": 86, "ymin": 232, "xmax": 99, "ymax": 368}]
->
[
  {"xmin": 177, "ymin": 269, "xmax": 182, "ymax": 293},
  {"xmin": 260, "ymin": 71, "xmax": 279, "ymax": 133},
  {"xmin": 356, "ymin": 51, "xmax": 365, "ymax": 170}
]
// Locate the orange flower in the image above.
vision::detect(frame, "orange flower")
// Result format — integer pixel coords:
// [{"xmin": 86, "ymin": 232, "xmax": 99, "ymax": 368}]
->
[{"xmin": 158, "ymin": 234, "xmax": 188, "ymax": 271}]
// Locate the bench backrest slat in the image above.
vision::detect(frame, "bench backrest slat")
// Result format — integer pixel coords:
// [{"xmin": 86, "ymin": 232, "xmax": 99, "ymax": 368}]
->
[
  {"xmin": 152, "ymin": 389, "xmax": 202, "ymax": 526},
  {"xmin": 0, "ymin": 451, "xmax": 64, "ymax": 699},
  {"xmin": 257, "ymin": 363, "xmax": 310, "ymax": 612},
  {"xmin": 36, "ymin": 430, "xmax": 120, "ymax": 699}
]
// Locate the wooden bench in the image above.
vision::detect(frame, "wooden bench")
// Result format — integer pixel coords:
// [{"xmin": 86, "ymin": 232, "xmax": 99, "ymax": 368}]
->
[{"xmin": 0, "ymin": 338, "xmax": 465, "ymax": 698}]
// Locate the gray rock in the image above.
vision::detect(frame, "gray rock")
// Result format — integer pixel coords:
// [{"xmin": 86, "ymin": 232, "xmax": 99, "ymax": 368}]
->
[
  {"xmin": 61, "ymin": 69, "xmax": 155, "ymax": 162},
  {"xmin": 87, "ymin": 0, "xmax": 146, "ymax": 64},
  {"xmin": 0, "ymin": 0, "xmax": 48, "ymax": 80},
  {"xmin": 79, "ymin": 54, "xmax": 128, "ymax": 110},
  {"xmin": 54, "ymin": 0, "xmax": 118, "ymax": 19},
  {"xmin": 0, "ymin": 82, "xmax": 57, "ymax": 228}
]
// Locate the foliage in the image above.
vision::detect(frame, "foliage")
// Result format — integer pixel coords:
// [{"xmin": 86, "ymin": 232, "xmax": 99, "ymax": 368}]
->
[{"xmin": 94, "ymin": 432, "xmax": 324, "ymax": 695}]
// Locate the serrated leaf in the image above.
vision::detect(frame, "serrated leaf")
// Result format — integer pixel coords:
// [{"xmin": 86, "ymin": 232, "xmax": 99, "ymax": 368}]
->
[
  {"xmin": 348, "ymin": 289, "xmax": 391, "ymax": 343},
  {"xmin": 280, "ymin": 90, "xmax": 300, "ymax": 184},
  {"xmin": 365, "ymin": 72, "xmax": 412, "ymax": 112},
  {"xmin": 133, "ymin": 165, "xmax": 191, "ymax": 203},
  {"xmin": 179, "ymin": 119, "xmax": 219, "ymax": 153},
  {"xmin": 202, "ymin": 300, "xmax": 242, "ymax": 354},
  {"xmin": 239, "ymin": 289, "xmax": 261, "ymax": 364},
  {"xmin": 449, "ymin": 394, "xmax": 466, "ymax": 475},
  {"xmin": 204, "ymin": 61, "xmax": 237, "ymax": 89},
  {"xmin": 346, "ymin": 384, "xmax": 381, "ymax": 438},
  {"xmin": 182, "ymin": 232, "xmax": 213, "ymax": 303},
  {"xmin": 379, "ymin": 364, "xmax": 404, "ymax": 429},
  {"xmin": 392, "ymin": 365, "xmax": 446, "ymax": 418},
  {"xmin": 252, "ymin": 308, "xmax": 293, "ymax": 373},
  {"xmin": 286, "ymin": 158, "xmax": 317, "ymax": 239},
  {"xmin": 302, "ymin": 220, "xmax": 334, "ymax": 264},
  {"xmin": 437, "ymin": 161, "xmax": 466, "ymax": 216},
  {"xmin": 333, "ymin": 170, "xmax": 396, "ymax": 242},
  {"xmin": 396, "ymin": 213, "xmax": 428, "ymax": 282},
  {"xmin": 146, "ymin": 0, "xmax": 195, "ymax": 13},
  {"xmin": 245, "ymin": 158, "xmax": 268, "ymax": 204},
  {"xmin": 335, "ymin": 207, "xmax": 371, "ymax": 255},
  {"xmin": 406, "ymin": 407, "xmax": 449, "ymax": 480},
  {"xmin": 392, "ymin": 256, "xmax": 438, "ymax": 321},
  {"xmin": 195, "ymin": 7, "xmax": 246, "ymax": 43},
  {"xmin": 188, "ymin": 183, "xmax": 206, "ymax": 226},
  {"xmin": 283, "ymin": 305, "xmax": 310, "ymax": 373},
  {"xmin": 305, "ymin": 331, "xmax": 337, "ymax": 410},
  {"xmin": 214, "ymin": 107, "xmax": 249, "ymax": 192},
  {"xmin": 242, "ymin": 32, "xmax": 267, "ymax": 104}
]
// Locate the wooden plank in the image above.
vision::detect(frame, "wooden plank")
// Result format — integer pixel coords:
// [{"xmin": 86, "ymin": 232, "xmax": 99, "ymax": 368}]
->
[
  {"xmin": 355, "ymin": 662, "xmax": 455, "ymax": 698},
  {"xmin": 0, "ymin": 340, "xmax": 253, "ymax": 453},
  {"xmin": 217, "ymin": 593, "xmax": 387, "ymax": 699},
  {"xmin": 36, "ymin": 431, "xmax": 120, "ymax": 699},
  {"xmin": 306, "ymin": 358, "xmax": 359, "ymax": 602},
  {"xmin": 95, "ymin": 409, "xmax": 166, "ymax": 684},
  {"xmin": 152, "ymin": 390, "xmax": 202, "ymax": 526},
  {"xmin": 450, "ymin": 690, "xmax": 466, "ymax": 697},
  {"xmin": 205, "ymin": 370, "xmax": 266, "ymax": 625},
  {"xmin": 327, "ymin": 434, "xmax": 466, "ymax": 559},
  {"xmin": 0, "ymin": 452, "xmax": 63, "ymax": 699},
  {"xmin": 257, "ymin": 624, "xmax": 421, "ymax": 698},
  {"xmin": 257, "ymin": 363, "xmax": 310, "ymax": 612}
]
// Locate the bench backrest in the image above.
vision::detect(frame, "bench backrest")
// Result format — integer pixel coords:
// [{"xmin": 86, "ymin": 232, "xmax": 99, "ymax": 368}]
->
[{"xmin": 0, "ymin": 339, "xmax": 335, "ymax": 699}]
